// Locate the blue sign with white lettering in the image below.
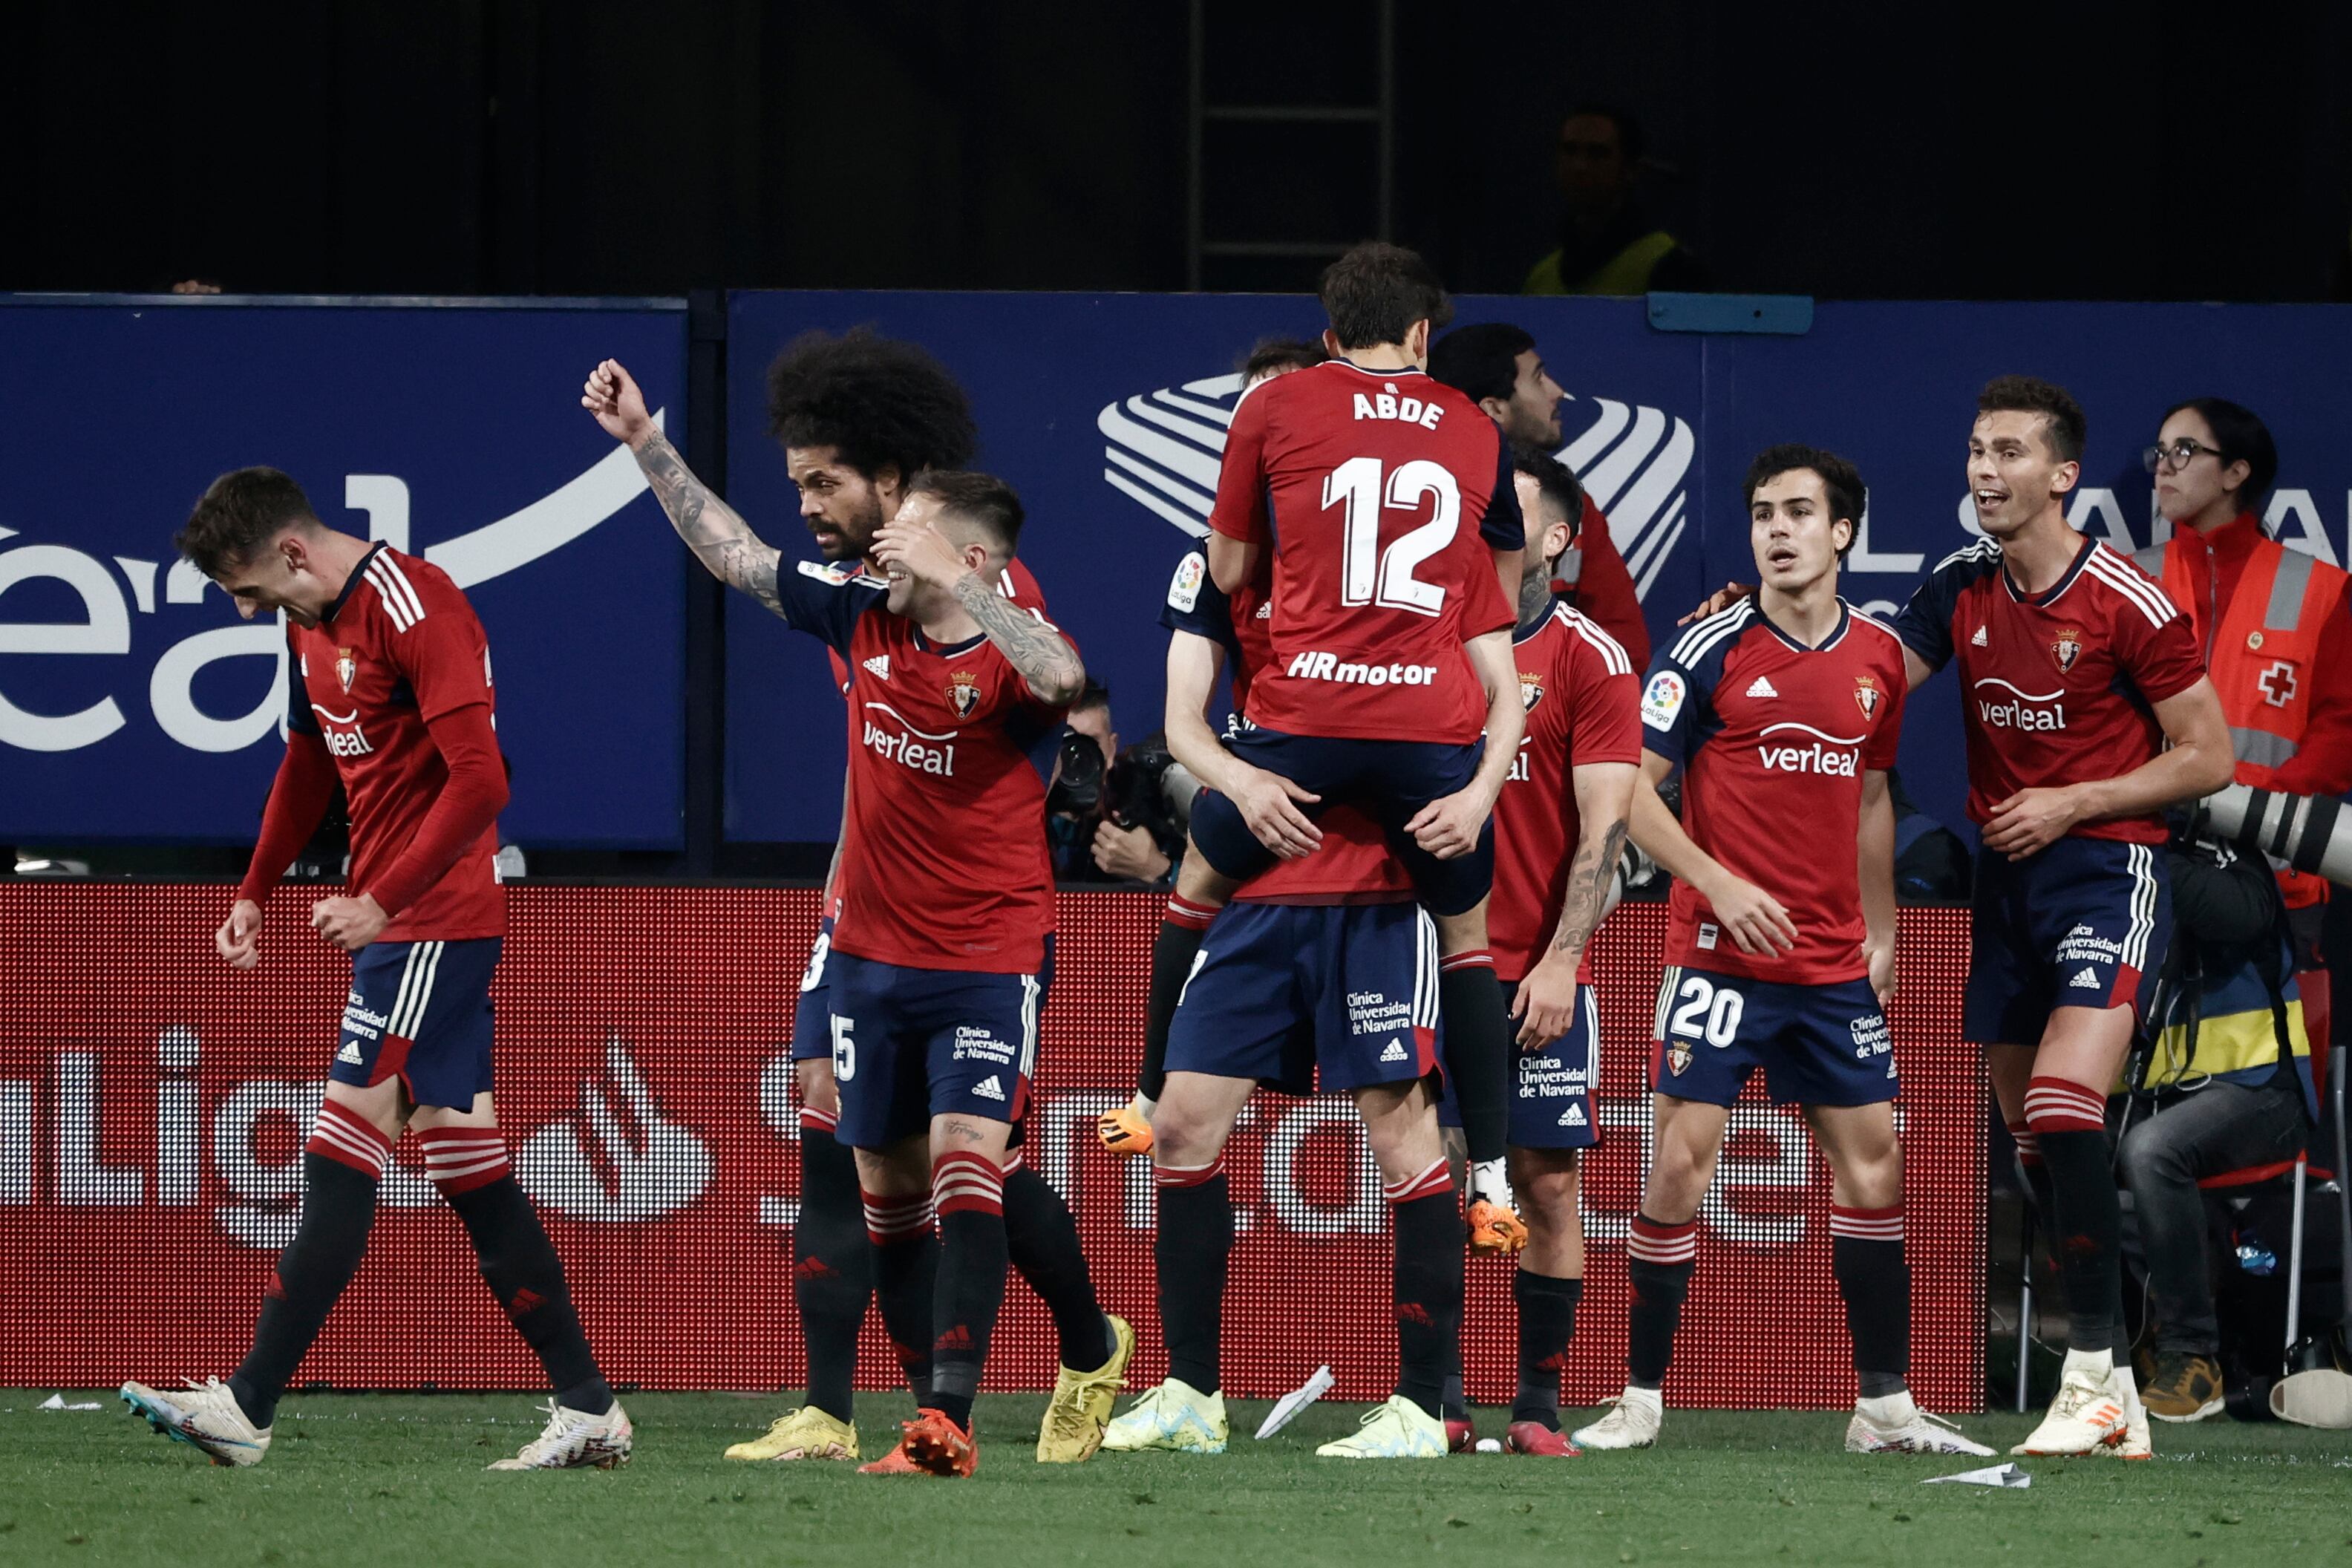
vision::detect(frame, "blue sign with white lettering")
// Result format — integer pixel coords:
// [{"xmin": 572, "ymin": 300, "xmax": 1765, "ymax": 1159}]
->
[{"xmin": 0, "ymin": 298, "xmax": 690, "ymax": 845}]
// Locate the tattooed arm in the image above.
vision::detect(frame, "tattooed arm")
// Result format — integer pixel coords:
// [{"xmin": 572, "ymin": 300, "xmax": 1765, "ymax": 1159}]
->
[
  {"xmin": 950, "ymin": 570, "xmax": 1086, "ymax": 705},
  {"xmin": 1509, "ymin": 760, "xmax": 1638, "ymax": 1048},
  {"xmin": 582, "ymin": 358, "xmax": 785, "ymax": 616}
]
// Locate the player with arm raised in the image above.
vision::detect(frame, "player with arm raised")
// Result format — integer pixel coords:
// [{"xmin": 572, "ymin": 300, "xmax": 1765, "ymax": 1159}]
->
[
  {"xmin": 122, "ymin": 470, "xmax": 629, "ymax": 1471},
  {"xmin": 1179, "ymin": 244, "xmax": 1533, "ymax": 1255},
  {"xmin": 1572, "ymin": 447, "xmax": 1992, "ymax": 1458},
  {"xmin": 587, "ymin": 362, "xmax": 1128, "ymax": 1468},
  {"xmin": 1890, "ymin": 378, "xmax": 2232, "ymax": 1459}
]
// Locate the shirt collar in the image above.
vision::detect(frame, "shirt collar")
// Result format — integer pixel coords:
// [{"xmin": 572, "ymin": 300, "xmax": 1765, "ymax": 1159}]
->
[{"xmin": 321, "ymin": 541, "xmax": 386, "ymax": 626}]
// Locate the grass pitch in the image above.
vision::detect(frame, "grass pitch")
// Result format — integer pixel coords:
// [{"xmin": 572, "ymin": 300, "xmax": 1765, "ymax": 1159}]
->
[{"xmin": 12, "ymin": 1388, "xmax": 2351, "ymax": 1567}]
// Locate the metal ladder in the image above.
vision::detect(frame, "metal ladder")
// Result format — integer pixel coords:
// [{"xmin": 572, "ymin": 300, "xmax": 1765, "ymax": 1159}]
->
[{"xmin": 1184, "ymin": 0, "xmax": 1396, "ymax": 292}]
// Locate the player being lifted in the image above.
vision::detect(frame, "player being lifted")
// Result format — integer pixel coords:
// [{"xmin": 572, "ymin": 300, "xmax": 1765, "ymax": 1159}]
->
[
  {"xmin": 587, "ymin": 362, "xmax": 1125, "ymax": 1472},
  {"xmin": 1178, "ymin": 242, "xmax": 1532, "ymax": 1253},
  {"xmin": 1102, "ymin": 417, "xmax": 1466, "ymax": 1460},
  {"xmin": 1456, "ymin": 445, "xmax": 1641, "ymax": 1454},
  {"xmin": 123, "ymin": 469, "xmax": 630, "ymax": 1471},
  {"xmin": 1575, "ymin": 446, "xmax": 1992, "ymax": 1457},
  {"xmin": 1892, "ymin": 379, "xmax": 2231, "ymax": 1457}
]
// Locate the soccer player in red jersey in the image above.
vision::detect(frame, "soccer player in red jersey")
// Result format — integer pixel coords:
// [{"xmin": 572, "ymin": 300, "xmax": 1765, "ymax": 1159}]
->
[
  {"xmin": 1575, "ymin": 446, "xmax": 1991, "ymax": 1458},
  {"xmin": 121, "ymin": 469, "xmax": 630, "ymax": 1471},
  {"xmin": 1891, "ymin": 379, "xmax": 2233, "ymax": 1457},
  {"xmin": 1183, "ymin": 244, "xmax": 1533, "ymax": 1255},
  {"xmin": 1428, "ymin": 320, "xmax": 1652, "ymax": 669},
  {"xmin": 587, "ymin": 362, "xmax": 1127, "ymax": 1469},
  {"xmin": 1470, "ymin": 445, "xmax": 1642, "ymax": 1455}
]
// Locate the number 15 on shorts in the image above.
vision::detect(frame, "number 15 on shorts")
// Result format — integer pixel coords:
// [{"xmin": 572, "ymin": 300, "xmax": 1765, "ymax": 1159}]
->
[{"xmin": 829, "ymin": 1014, "xmax": 855, "ymax": 1082}]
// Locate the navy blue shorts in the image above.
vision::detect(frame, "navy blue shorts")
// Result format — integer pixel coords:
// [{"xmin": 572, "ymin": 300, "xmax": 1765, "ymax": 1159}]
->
[
  {"xmin": 1186, "ymin": 727, "xmax": 1493, "ymax": 918},
  {"xmin": 788, "ymin": 912, "xmax": 837, "ymax": 1063},
  {"xmin": 1966, "ymin": 837, "xmax": 2169, "ymax": 1046},
  {"xmin": 827, "ymin": 951, "xmax": 1045, "ymax": 1149},
  {"xmin": 1649, "ymin": 964, "xmax": 1895, "ymax": 1108},
  {"xmin": 1435, "ymin": 979, "xmax": 1600, "ymax": 1150},
  {"xmin": 333, "ymin": 937, "xmax": 500, "ymax": 1110},
  {"xmin": 1165, "ymin": 900, "xmax": 1440, "ymax": 1096}
]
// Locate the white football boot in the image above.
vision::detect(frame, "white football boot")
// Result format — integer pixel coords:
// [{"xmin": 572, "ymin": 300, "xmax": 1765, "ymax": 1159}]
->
[
  {"xmin": 2099, "ymin": 1362, "xmax": 2152, "ymax": 1460},
  {"xmin": 1315, "ymin": 1396, "xmax": 1448, "ymax": 1458},
  {"xmin": 2013, "ymin": 1349, "xmax": 2130, "ymax": 1457},
  {"xmin": 1102, "ymin": 1378, "xmax": 1229, "ymax": 1454},
  {"xmin": 120, "ymin": 1377, "xmax": 272, "ymax": 1467},
  {"xmin": 487, "ymin": 1398, "xmax": 634, "ymax": 1470},
  {"xmin": 1845, "ymin": 1390, "xmax": 1995, "ymax": 1455},
  {"xmin": 1571, "ymin": 1387, "xmax": 1662, "ymax": 1451}
]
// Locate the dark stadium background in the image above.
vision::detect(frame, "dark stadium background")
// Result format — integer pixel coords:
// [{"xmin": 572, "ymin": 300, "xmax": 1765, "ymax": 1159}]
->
[{"xmin": 10, "ymin": 0, "xmax": 2352, "ymax": 304}]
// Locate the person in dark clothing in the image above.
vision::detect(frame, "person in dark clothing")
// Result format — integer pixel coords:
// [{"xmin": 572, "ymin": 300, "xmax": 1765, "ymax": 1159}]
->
[{"xmin": 1521, "ymin": 106, "xmax": 1707, "ymax": 297}]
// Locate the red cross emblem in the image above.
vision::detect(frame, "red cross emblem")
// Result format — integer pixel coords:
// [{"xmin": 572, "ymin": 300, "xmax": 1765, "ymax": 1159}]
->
[{"xmin": 2258, "ymin": 659, "xmax": 2298, "ymax": 709}]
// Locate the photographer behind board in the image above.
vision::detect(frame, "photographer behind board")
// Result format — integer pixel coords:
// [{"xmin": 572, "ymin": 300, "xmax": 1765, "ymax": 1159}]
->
[{"xmin": 1046, "ymin": 681, "xmax": 1189, "ymax": 885}]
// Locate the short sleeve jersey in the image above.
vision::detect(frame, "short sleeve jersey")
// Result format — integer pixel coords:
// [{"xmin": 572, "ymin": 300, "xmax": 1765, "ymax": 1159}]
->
[
  {"xmin": 776, "ymin": 561, "xmax": 1067, "ymax": 973},
  {"xmin": 1641, "ymin": 599, "xmax": 1908, "ymax": 984},
  {"xmin": 1160, "ymin": 540, "xmax": 1411, "ymax": 904},
  {"xmin": 1489, "ymin": 601, "xmax": 1642, "ymax": 982},
  {"xmin": 1893, "ymin": 537, "xmax": 2204, "ymax": 846},
  {"xmin": 284, "ymin": 544, "xmax": 503, "ymax": 941},
  {"xmin": 1207, "ymin": 359, "xmax": 1520, "ymax": 743}
]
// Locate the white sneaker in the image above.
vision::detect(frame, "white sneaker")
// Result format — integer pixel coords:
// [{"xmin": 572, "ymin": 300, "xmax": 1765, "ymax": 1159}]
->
[
  {"xmin": 487, "ymin": 1399, "xmax": 633, "ymax": 1470},
  {"xmin": 2098, "ymin": 1364, "xmax": 2152, "ymax": 1461},
  {"xmin": 1571, "ymin": 1387, "xmax": 1662, "ymax": 1451},
  {"xmin": 1102, "ymin": 1377, "xmax": 1229, "ymax": 1454},
  {"xmin": 1315, "ymin": 1396, "xmax": 1447, "ymax": 1458},
  {"xmin": 1846, "ymin": 1391, "xmax": 1995, "ymax": 1455},
  {"xmin": 120, "ymin": 1377, "xmax": 271, "ymax": 1467},
  {"xmin": 2012, "ymin": 1350, "xmax": 2129, "ymax": 1457}
]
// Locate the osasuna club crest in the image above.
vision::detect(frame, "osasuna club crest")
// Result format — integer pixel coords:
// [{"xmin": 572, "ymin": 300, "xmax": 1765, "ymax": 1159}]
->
[
  {"xmin": 947, "ymin": 671, "xmax": 981, "ymax": 718},
  {"xmin": 336, "ymin": 648, "xmax": 357, "ymax": 692},
  {"xmin": 1518, "ymin": 670, "xmax": 1545, "ymax": 713},
  {"xmin": 2051, "ymin": 627, "xmax": 2083, "ymax": 673},
  {"xmin": 1853, "ymin": 674, "xmax": 1881, "ymax": 718}
]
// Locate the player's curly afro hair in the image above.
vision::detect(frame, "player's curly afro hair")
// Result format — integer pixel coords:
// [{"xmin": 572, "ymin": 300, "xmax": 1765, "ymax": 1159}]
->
[{"xmin": 765, "ymin": 327, "xmax": 979, "ymax": 481}]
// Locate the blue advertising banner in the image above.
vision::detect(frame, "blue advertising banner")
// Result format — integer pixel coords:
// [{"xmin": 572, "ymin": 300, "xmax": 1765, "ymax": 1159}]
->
[
  {"xmin": 0, "ymin": 297, "xmax": 690, "ymax": 846},
  {"xmin": 723, "ymin": 291, "xmax": 2352, "ymax": 847}
]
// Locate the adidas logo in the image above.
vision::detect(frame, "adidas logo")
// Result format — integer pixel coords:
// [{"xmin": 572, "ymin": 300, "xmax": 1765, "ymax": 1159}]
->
[
  {"xmin": 1745, "ymin": 675, "xmax": 1779, "ymax": 698},
  {"xmin": 336, "ymin": 1041, "xmax": 364, "ymax": 1065},
  {"xmin": 1971, "ymin": 625, "xmax": 1989, "ymax": 647},
  {"xmin": 1558, "ymin": 1103, "xmax": 1587, "ymax": 1128},
  {"xmin": 862, "ymin": 653, "xmax": 891, "ymax": 680},
  {"xmin": 935, "ymin": 1324, "xmax": 975, "ymax": 1352},
  {"xmin": 973, "ymin": 1074, "xmax": 1007, "ymax": 1101},
  {"xmin": 2068, "ymin": 966, "xmax": 2101, "ymax": 990},
  {"xmin": 1379, "ymin": 1039, "xmax": 1408, "ymax": 1062},
  {"xmin": 506, "ymin": 1287, "xmax": 546, "ymax": 1319}
]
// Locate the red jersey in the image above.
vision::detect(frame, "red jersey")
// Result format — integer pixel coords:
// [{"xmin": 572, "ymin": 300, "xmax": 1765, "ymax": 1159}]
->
[
  {"xmin": 825, "ymin": 557, "xmax": 1045, "ymax": 693},
  {"xmin": 284, "ymin": 545, "xmax": 503, "ymax": 941},
  {"xmin": 1207, "ymin": 359, "xmax": 1520, "ymax": 743},
  {"xmin": 1157, "ymin": 540, "xmax": 1411, "ymax": 904},
  {"xmin": 1489, "ymin": 601, "xmax": 1642, "ymax": 981},
  {"xmin": 1642, "ymin": 599, "xmax": 1907, "ymax": 983},
  {"xmin": 776, "ymin": 560, "xmax": 1065, "ymax": 972},
  {"xmin": 1895, "ymin": 536, "xmax": 2205, "ymax": 845}
]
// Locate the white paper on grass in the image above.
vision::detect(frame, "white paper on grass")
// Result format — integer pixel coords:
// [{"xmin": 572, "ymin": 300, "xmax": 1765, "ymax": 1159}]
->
[
  {"xmin": 1255, "ymin": 1365, "xmax": 1336, "ymax": 1439},
  {"xmin": 1922, "ymin": 1462, "xmax": 2031, "ymax": 1489},
  {"xmin": 37, "ymin": 1394, "xmax": 102, "ymax": 1411}
]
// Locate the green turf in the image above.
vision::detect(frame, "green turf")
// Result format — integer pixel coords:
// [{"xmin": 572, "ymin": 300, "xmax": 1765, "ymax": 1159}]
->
[{"xmin": 12, "ymin": 1388, "xmax": 2350, "ymax": 1567}]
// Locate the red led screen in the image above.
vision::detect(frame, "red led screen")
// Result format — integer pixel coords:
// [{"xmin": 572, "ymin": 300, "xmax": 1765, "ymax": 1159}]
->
[{"xmin": 0, "ymin": 885, "xmax": 1983, "ymax": 1411}]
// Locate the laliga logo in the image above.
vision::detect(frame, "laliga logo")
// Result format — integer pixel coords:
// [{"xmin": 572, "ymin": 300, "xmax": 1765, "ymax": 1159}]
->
[
  {"xmin": 1097, "ymin": 379, "xmax": 1695, "ymax": 601},
  {"xmin": 0, "ymin": 411, "xmax": 667, "ymax": 756},
  {"xmin": 517, "ymin": 1034, "xmax": 713, "ymax": 1223}
]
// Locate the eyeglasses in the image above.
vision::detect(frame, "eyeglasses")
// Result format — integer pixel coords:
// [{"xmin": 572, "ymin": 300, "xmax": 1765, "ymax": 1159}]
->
[{"xmin": 2143, "ymin": 438, "xmax": 2224, "ymax": 474}]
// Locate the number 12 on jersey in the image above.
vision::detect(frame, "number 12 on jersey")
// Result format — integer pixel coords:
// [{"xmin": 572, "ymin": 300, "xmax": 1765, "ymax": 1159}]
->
[{"xmin": 1323, "ymin": 456, "xmax": 1462, "ymax": 617}]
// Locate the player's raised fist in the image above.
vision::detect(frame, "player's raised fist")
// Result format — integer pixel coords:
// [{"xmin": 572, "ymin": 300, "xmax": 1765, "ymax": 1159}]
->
[
  {"xmin": 215, "ymin": 898, "xmax": 264, "ymax": 969},
  {"xmin": 582, "ymin": 358, "xmax": 656, "ymax": 448}
]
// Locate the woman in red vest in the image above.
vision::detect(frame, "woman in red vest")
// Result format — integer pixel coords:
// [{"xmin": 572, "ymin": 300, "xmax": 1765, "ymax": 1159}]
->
[{"xmin": 2124, "ymin": 398, "xmax": 2346, "ymax": 1420}]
